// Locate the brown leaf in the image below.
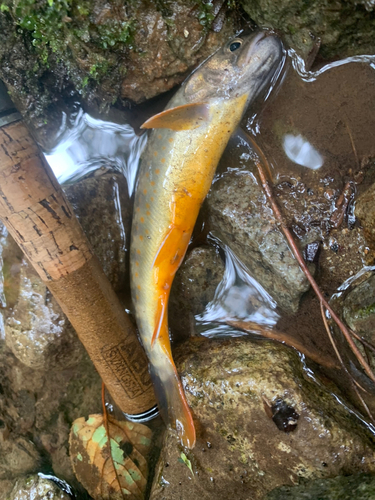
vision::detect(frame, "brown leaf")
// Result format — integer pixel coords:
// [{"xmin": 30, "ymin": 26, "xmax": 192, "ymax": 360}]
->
[{"xmin": 69, "ymin": 414, "xmax": 152, "ymax": 500}]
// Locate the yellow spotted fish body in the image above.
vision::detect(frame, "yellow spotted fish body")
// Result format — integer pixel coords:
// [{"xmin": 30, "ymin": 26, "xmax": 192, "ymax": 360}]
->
[{"xmin": 130, "ymin": 31, "xmax": 284, "ymax": 448}]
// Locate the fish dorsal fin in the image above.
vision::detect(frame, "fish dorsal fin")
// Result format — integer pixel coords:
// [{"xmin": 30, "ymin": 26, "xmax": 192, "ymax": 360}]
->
[{"xmin": 141, "ymin": 103, "xmax": 210, "ymax": 131}]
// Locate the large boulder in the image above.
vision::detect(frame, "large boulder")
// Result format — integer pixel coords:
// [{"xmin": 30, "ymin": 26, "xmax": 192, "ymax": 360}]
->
[{"xmin": 150, "ymin": 338, "xmax": 375, "ymax": 499}]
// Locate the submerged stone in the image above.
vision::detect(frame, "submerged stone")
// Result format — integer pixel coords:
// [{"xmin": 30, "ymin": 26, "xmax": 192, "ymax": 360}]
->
[
  {"xmin": 150, "ymin": 338, "xmax": 375, "ymax": 500},
  {"xmin": 5, "ymin": 258, "xmax": 84, "ymax": 370},
  {"xmin": 355, "ymin": 178, "xmax": 375, "ymax": 259},
  {"xmin": 64, "ymin": 171, "xmax": 132, "ymax": 292},
  {"xmin": 169, "ymin": 246, "xmax": 225, "ymax": 342}
]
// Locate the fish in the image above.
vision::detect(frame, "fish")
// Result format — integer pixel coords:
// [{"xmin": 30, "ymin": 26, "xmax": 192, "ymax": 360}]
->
[{"xmin": 130, "ymin": 30, "xmax": 284, "ymax": 448}]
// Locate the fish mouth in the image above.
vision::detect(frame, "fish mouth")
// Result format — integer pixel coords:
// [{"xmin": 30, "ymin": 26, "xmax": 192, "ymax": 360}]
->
[{"xmin": 238, "ymin": 30, "xmax": 281, "ymax": 68}]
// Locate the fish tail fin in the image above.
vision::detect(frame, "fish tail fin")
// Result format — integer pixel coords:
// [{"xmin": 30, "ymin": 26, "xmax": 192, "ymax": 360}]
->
[{"xmin": 150, "ymin": 343, "xmax": 196, "ymax": 449}]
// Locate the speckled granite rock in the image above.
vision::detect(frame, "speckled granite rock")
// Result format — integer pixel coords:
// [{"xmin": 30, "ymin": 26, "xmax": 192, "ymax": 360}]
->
[
  {"xmin": 207, "ymin": 168, "xmax": 310, "ymax": 313},
  {"xmin": 150, "ymin": 338, "xmax": 375, "ymax": 500}
]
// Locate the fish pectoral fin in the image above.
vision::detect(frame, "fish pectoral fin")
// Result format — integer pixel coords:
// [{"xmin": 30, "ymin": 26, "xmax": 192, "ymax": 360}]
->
[{"xmin": 140, "ymin": 103, "xmax": 210, "ymax": 131}]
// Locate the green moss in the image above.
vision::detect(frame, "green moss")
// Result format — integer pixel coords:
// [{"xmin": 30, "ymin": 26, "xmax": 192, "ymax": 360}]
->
[
  {"xmin": 96, "ymin": 19, "xmax": 134, "ymax": 49},
  {"xmin": 197, "ymin": 1, "xmax": 215, "ymax": 28},
  {"xmin": 354, "ymin": 302, "xmax": 375, "ymax": 320},
  {"xmin": 0, "ymin": 0, "xmax": 136, "ymax": 95}
]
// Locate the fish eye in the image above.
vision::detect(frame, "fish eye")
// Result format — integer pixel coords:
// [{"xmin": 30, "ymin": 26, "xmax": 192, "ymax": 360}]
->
[{"xmin": 228, "ymin": 39, "xmax": 242, "ymax": 52}]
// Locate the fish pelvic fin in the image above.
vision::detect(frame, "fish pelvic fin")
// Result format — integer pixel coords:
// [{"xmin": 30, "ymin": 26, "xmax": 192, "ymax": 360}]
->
[
  {"xmin": 150, "ymin": 348, "xmax": 196, "ymax": 449},
  {"xmin": 141, "ymin": 103, "xmax": 210, "ymax": 131}
]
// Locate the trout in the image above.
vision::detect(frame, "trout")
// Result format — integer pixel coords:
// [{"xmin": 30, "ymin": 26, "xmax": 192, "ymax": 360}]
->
[{"xmin": 130, "ymin": 30, "xmax": 284, "ymax": 448}]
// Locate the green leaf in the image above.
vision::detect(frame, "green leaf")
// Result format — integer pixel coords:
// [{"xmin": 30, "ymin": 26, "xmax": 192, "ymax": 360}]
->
[{"xmin": 178, "ymin": 452, "xmax": 194, "ymax": 475}]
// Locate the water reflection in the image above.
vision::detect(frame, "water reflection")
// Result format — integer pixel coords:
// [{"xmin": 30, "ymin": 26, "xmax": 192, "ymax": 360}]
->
[
  {"xmin": 197, "ymin": 236, "xmax": 279, "ymax": 338},
  {"xmin": 45, "ymin": 109, "xmax": 147, "ymax": 195},
  {"xmin": 283, "ymin": 133, "xmax": 323, "ymax": 170},
  {"xmin": 249, "ymin": 52, "xmax": 375, "ymax": 184}
]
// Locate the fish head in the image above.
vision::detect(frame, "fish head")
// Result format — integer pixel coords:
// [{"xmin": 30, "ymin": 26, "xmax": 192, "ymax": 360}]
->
[{"xmin": 184, "ymin": 30, "xmax": 284, "ymax": 104}]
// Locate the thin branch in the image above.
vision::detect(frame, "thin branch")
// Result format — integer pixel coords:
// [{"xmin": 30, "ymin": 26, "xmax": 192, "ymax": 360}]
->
[
  {"xmin": 224, "ymin": 319, "xmax": 340, "ymax": 369},
  {"xmin": 244, "ymin": 132, "xmax": 375, "ymax": 384}
]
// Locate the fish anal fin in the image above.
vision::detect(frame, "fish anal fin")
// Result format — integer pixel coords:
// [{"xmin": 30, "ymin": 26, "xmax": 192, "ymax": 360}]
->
[{"xmin": 141, "ymin": 103, "xmax": 210, "ymax": 131}]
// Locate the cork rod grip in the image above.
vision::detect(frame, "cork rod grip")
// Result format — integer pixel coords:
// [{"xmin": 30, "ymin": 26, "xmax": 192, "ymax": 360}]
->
[{"xmin": 0, "ymin": 120, "xmax": 156, "ymax": 414}]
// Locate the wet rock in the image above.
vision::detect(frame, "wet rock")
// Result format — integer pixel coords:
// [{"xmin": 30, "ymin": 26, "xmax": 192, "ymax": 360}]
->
[
  {"xmin": 355, "ymin": 181, "xmax": 375, "ymax": 257},
  {"xmin": 0, "ymin": 480, "xmax": 13, "ymax": 500},
  {"xmin": 342, "ymin": 271, "xmax": 375, "ymax": 346},
  {"xmin": 64, "ymin": 171, "xmax": 132, "ymax": 292},
  {"xmin": 0, "ymin": 337, "xmax": 102, "ymax": 488},
  {"xmin": 240, "ymin": 0, "xmax": 375, "ymax": 61},
  {"xmin": 206, "ymin": 170, "xmax": 310, "ymax": 313},
  {"xmin": 169, "ymin": 246, "xmax": 225, "ymax": 341},
  {"xmin": 119, "ymin": 1, "xmax": 236, "ymax": 103},
  {"xmin": 0, "ymin": 433, "xmax": 41, "ymax": 480},
  {"xmin": 5, "ymin": 258, "xmax": 84, "ymax": 371},
  {"xmin": 7, "ymin": 474, "xmax": 71, "ymax": 500},
  {"xmin": 150, "ymin": 338, "xmax": 375, "ymax": 500},
  {"xmin": 265, "ymin": 473, "xmax": 375, "ymax": 500}
]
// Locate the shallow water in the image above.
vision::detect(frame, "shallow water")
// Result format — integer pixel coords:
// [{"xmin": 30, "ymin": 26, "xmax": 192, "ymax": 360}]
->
[{"xmin": 45, "ymin": 109, "xmax": 146, "ymax": 195}]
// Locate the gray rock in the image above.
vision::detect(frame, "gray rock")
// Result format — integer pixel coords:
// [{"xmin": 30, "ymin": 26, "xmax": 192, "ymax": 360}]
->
[
  {"xmin": 240, "ymin": 0, "xmax": 375, "ymax": 61},
  {"xmin": 0, "ymin": 338, "xmax": 101, "ymax": 488},
  {"xmin": 64, "ymin": 171, "xmax": 132, "ymax": 292},
  {"xmin": 0, "ymin": 433, "xmax": 40, "ymax": 481},
  {"xmin": 5, "ymin": 259, "xmax": 84, "ymax": 371},
  {"xmin": 7, "ymin": 474, "xmax": 71, "ymax": 500},
  {"xmin": 150, "ymin": 338, "xmax": 375, "ymax": 500},
  {"xmin": 265, "ymin": 473, "xmax": 375, "ymax": 500},
  {"xmin": 206, "ymin": 169, "xmax": 310, "ymax": 313},
  {"xmin": 169, "ymin": 246, "xmax": 225, "ymax": 341}
]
